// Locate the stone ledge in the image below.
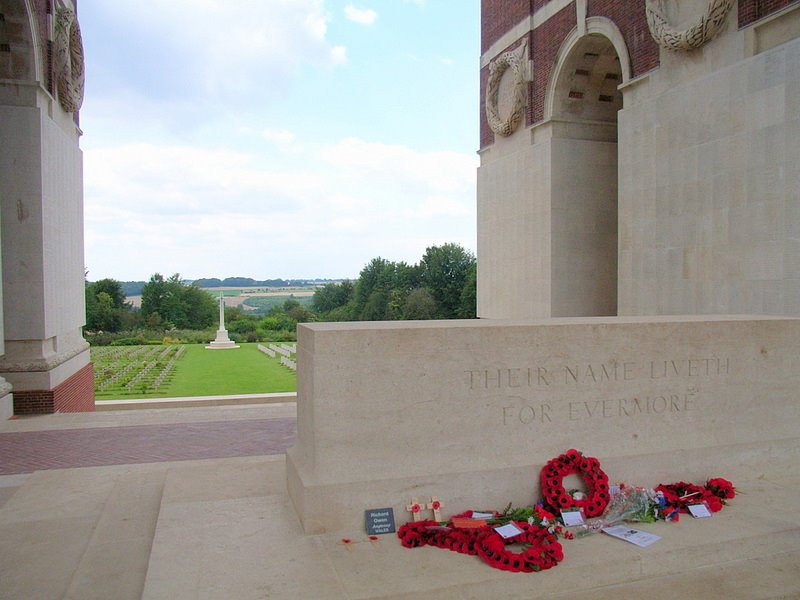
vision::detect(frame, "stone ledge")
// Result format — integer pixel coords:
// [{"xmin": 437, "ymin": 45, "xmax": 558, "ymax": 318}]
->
[{"xmin": 95, "ymin": 392, "xmax": 296, "ymax": 411}]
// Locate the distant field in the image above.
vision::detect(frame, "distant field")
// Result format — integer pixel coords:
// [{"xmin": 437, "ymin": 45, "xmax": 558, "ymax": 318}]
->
[
  {"xmin": 93, "ymin": 343, "xmax": 296, "ymax": 400},
  {"xmin": 127, "ymin": 285, "xmax": 317, "ymax": 309}
]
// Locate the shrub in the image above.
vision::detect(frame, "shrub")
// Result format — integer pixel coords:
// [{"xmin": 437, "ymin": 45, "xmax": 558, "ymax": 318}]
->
[{"xmin": 110, "ymin": 337, "xmax": 145, "ymax": 346}]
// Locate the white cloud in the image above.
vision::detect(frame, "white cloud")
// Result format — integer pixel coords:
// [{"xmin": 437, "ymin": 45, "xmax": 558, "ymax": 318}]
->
[
  {"xmin": 84, "ymin": 143, "xmax": 327, "ymax": 215},
  {"xmin": 331, "ymin": 45, "xmax": 348, "ymax": 66},
  {"xmin": 317, "ymin": 137, "xmax": 476, "ymax": 194},
  {"xmin": 83, "ymin": 137, "xmax": 477, "ymax": 280},
  {"xmin": 93, "ymin": 0, "xmax": 346, "ymax": 98},
  {"xmin": 344, "ymin": 4, "xmax": 378, "ymax": 25},
  {"xmin": 261, "ymin": 129, "xmax": 296, "ymax": 146},
  {"xmin": 260, "ymin": 128, "xmax": 304, "ymax": 154}
]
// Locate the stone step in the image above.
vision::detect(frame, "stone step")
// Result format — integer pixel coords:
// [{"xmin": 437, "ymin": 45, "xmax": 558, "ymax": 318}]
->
[
  {"xmin": 64, "ymin": 469, "xmax": 166, "ymax": 599},
  {"xmin": 141, "ymin": 456, "xmax": 290, "ymax": 599},
  {"xmin": 0, "ymin": 464, "xmax": 165, "ymax": 599},
  {"xmin": 544, "ymin": 549, "xmax": 800, "ymax": 599},
  {"xmin": 316, "ymin": 476, "xmax": 800, "ymax": 599},
  {"xmin": 0, "ymin": 465, "xmax": 125, "ymax": 597},
  {"xmin": 0, "ymin": 473, "xmax": 31, "ymax": 510},
  {"xmin": 137, "ymin": 456, "xmax": 800, "ymax": 599}
]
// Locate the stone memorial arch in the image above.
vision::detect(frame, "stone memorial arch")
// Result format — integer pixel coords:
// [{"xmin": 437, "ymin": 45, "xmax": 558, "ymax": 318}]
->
[
  {"xmin": 478, "ymin": 0, "xmax": 800, "ymax": 319},
  {"xmin": 0, "ymin": 0, "xmax": 93, "ymax": 416}
]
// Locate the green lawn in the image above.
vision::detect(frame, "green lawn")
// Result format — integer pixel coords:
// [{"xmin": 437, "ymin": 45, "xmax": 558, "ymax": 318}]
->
[{"xmin": 95, "ymin": 343, "xmax": 296, "ymax": 400}]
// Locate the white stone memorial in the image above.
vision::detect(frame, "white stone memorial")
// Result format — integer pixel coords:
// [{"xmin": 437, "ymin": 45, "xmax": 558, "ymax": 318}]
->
[
  {"xmin": 205, "ymin": 293, "xmax": 239, "ymax": 350},
  {"xmin": 287, "ymin": 316, "xmax": 800, "ymax": 534}
]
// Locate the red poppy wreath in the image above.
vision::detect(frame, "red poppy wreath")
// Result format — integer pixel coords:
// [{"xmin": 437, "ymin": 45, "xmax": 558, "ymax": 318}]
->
[
  {"xmin": 540, "ymin": 449, "xmax": 610, "ymax": 517},
  {"xmin": 474, "ymin": 521, "xmax": 563, "ymax": 573}
]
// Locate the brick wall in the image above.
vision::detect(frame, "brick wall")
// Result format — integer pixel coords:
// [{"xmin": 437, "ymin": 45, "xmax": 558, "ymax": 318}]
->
[
  {"xmin": 54, "ymin": 363, "xmax": 95, "ymax": 413},
  {"xmin": 739, "ymin": 0, "xmax": 800, "ymax": 27},
  {"xmin": 587, "ymin": 0, "xmax": 659, "ymax": 77},
  {"xmin": 13, "ymin": 363, "xmax": 95, "ymax": 415},
  {"xmin": 530, "ymin": 3, "xmax": 576, "ymax": 124},
  {"xmin": 12, "ymin": 391, "xmax": 54, "ymax": 415},
  {"xmin": 482, "ymin": 0, "xmax": 531, "ymax": 53}
]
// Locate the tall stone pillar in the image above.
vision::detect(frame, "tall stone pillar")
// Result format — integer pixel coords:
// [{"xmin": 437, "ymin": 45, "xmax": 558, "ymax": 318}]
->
[
  {"xmin": 0, "ymin": 210, "xmax": 11, "ymax": 420},
  {"xmin": 0, "ymin": 1, "xmax": 94, "ymax": 414}
]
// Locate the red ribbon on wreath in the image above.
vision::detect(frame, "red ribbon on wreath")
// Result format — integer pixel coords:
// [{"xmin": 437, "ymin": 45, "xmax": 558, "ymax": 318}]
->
[{"xmin": 539, "ymin": 449, "xmax": 610, "ymax": 517}]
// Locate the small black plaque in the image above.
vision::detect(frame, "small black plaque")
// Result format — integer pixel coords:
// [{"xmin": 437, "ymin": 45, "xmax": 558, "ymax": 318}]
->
[{"xmin": 365, "ymin": 508, "xmax": 396, "ymax": 535}]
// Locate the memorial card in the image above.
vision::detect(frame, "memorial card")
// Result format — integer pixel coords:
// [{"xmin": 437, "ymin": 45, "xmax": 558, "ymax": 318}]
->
[
  {"xmin": 687, "ymin": 503, "xmax": 713, "ymax": 518},
  {"xmin": 494, "ymin": 523, "xmax": 524, "ymax": 539},
  {"xmin": 601, "ymin": 525, "xmax": 661, "ymax": 548},
  {"xmin": 560, "ymin": 509, "xmax": 586, "ymax": 527}
]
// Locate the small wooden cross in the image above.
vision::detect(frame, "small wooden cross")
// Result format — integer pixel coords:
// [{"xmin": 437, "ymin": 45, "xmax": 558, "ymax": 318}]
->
[
  {"xmin": 427, "ymin": 496, "xmax": 444, "ymax": 521},
  {"xmin": 406, "ymin": 497, "xmax": 424, "ymax": 522}
]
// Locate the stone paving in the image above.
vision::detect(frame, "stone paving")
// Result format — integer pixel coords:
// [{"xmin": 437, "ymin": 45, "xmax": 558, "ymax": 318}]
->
[{"xmin": 0, "ymin": 417, "xmax": 296, "ymax": 475}]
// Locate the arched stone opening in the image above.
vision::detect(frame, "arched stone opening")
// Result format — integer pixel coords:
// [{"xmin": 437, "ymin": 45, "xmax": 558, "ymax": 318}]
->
[
  {"xmin": 545, "ymin": 24, "xmax": 626, "ymax": 317},
  {"xmin": 0, "ymin": 0, "xmax": 39, "ymax": 84}
]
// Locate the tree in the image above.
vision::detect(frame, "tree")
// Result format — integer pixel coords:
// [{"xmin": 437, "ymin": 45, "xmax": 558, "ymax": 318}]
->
[
  {"xmin": 352, "ymin": 258, "xmax": 423, "ymax": 320},
  {"xmin": 362, "ymin": 289, "xmax": 389, "ymax": 321},
  {"xmin": 403, "ymin": 287, "xmax": 437, "ymax": 320},
  {"xmin": 312, "ymin": 280, "xmax": 355, "ymax": 314},
  {"xmin": 179, "ymin": 284, "xmax": 217, "ymax": 329},
  {"xmin": 140, "ymin": 273, "xmax": 168, "ymax": 321},
  {"xmin": 85, "ymin": 278, "xmax": 128, "ymax": 332},
  {"xmin": 283, "ymin": 298, "xmax": 314, "ymax": 323},
  {"xmin": 419, "ymin": 243, "xmax": 476, "ymax": 319},
  {"xmin": 457, "ymin": 263, "xmax": 478, "ymax": 319},
  {"xmin": 353, "ymin": 257, "xmax": 394, "ymax": 317},
  {"xmin": 86, "ymin": 291, "xmax": 120, "ymax": 331},
  {"xmin": 140, "ymin": 273, "xmax": 216, "ymax": 329},
  {"xmin": 91, "ymin": 278, "xmax": 126, "ymax": 309}
]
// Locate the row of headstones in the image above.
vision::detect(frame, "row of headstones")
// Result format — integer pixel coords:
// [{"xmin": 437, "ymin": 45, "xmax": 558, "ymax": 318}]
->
[
  {"xmin": 97, "ymin": 359, "xmax": 140, "ymax": 390},
  {"xmin": 123, "ymin": 346, "xmax": 185, "ymax": 390},
  {"xmin": 257, "ymin": 344, "xmax": 276, "ymax": 357},
  {"xmin": 93, "ymin": 345, "xmax": 158, "ymax": 362},
  {"xmin": 153, "ymin": 346, "xmax": 186, "ymax": 388},
  {"xmin": 257, "ymin": 344, "xmax": 297, "ymax": 370},
  {"xmin": 257, "ymin": 344, "xmax": 296, "ymax": 358},
  {"xmin": 273, "ymin": 344, "xmax": 295, "ymax": 358},
  {"xmin": 95, "ymin": 345, "xmax": 175, "ymax": 389}
]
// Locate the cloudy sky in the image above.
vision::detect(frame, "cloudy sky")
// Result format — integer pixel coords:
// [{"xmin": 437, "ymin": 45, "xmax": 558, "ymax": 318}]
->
[{"xmin": 79, "ymin": 1, "xmax": 480, "ymax": 282}]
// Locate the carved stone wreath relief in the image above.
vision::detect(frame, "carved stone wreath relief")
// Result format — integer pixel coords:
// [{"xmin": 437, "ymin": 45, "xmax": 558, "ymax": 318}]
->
[
  {"xmin": 646, "ymin": 0, "xmax": 735, "ymax": 51},
  {"xmin": 54, "ymin": 6, "xmax": 85, "ymax": 112},
  {"xmin": 485, "ymin": 42, "xmax": 528, "ymax": 137}
]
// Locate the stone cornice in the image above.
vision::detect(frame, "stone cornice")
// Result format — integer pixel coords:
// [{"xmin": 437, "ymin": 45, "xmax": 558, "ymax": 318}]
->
[{"xmin": 0, "ymin": 341, "xmax": 89, "ymax": 373}]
